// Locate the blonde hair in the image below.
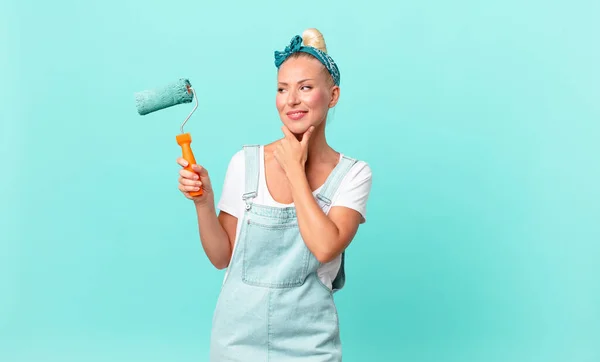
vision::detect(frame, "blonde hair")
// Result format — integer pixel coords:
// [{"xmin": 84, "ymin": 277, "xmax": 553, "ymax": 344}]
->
[
  {"xmin": 302, "ymin": 28, "xmax": 327, "ymax": 53},
  {"xmin": 288, "ymin": 28, "xmax": 335, "ymax": 85}
]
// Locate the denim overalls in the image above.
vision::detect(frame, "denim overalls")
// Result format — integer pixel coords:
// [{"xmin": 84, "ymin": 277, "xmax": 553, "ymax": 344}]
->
[
  {"xmin": 210, "ymin": 146, "xmax": 356, "ymax": 362},
  {"xmin": 210, "ymin": 145, "xmax": 358, "ymax": 362}
]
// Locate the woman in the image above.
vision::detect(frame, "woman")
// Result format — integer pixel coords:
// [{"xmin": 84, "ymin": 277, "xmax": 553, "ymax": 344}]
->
[{"xmin": 177, "ymin": 28, "xmax": 372, "ymax": 361}]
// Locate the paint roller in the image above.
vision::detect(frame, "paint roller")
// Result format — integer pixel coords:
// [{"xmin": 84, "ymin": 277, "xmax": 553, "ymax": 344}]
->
[{"xmin": 134, "ymin": 78, "xmax": 203, "ymax": 196}]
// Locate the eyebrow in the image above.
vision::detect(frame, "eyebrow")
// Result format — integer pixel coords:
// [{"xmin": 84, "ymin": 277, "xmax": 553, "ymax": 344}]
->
[{"xmin": 278, "ymin": 78, "xmax": 314, "ymax": 85}]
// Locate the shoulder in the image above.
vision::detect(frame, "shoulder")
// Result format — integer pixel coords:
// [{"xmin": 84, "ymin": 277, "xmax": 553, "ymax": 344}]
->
[
  {"xmin": 328, "ymin": 154, "xmax": 373, "ymax": 222},
  {"xmin": 225, "ymin": 144, "xmax": 260, "ymax": 171},
  {"xmin": 223, "ymin": 148, "xmax": 245, "ymax": 174},
  {"xmin": 341, "ymin": 155, "xmax": 372, "ymax": 186}
]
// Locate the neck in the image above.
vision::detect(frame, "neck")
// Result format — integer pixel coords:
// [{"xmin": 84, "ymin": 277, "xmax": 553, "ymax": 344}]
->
[{"xmin": 304, "ymin": 121, "xmax": 333, "ymax": 166}]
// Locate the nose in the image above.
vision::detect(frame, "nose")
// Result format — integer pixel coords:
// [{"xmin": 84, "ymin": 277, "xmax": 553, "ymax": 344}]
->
[{"xmin": 287, "ymin": 89, "xmax": 300, "ymax": 107}]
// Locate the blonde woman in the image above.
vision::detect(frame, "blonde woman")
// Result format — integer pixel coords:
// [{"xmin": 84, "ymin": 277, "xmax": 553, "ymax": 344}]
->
[{"xmin": 177, "ymin": 28, "xmax": 373, "ymax": 361}]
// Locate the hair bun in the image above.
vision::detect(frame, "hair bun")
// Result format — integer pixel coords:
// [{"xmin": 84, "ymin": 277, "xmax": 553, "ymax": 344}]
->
[{"xmin": 302, "ymin": 28, "xmax": 327, "ymax": 53}]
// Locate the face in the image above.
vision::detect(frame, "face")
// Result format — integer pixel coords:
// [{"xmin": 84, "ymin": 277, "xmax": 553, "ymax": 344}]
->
[{"xmin": 276, "ymin": 55, "xmax": 339, "ymax": 135}]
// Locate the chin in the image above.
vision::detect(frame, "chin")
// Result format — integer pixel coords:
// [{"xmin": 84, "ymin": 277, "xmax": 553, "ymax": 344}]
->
[{"xmin": 285, "ymin": 121, "xmax": 312, "ymax": 134}]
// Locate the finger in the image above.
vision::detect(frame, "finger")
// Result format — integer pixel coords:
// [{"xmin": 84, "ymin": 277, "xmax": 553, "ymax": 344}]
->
[
  {"xmin": 179, "ymin": 180, "xmax": 202, "ymax": 194},
  {"xmin": 279, "ymin": 139, "xmax": 288, "ymax": 150},
  {"xmin": 180, "ymin": 168, "xmax": 199, "ymax": 180},
  {"xmin": 193, "ymin": 166, "xmax": 211, "ymax": 186},
  {"xmin": 300, "ymin": 126, "xmax": 314, "ymax": 148},
  {"xmin": 276, "ymin": 142, "xmax": 285, "ymax": 156},
  {"xmin": 281, "ymin": 125, "xmax": 295, "ymax": 140},
  {"xmin": 179, "ymin": 176, "xmax": 202, "ymax": 188},
  {"xmin": 179, "ymin": 186, "xmax": 190, "ymax": 197},
  {"xmin": 177, "ymin": 158, "xmax": 189, "ymax": 167},
  {"xmin": 179, "ymin": 183, "xmax": 202, "ymax": 193}
]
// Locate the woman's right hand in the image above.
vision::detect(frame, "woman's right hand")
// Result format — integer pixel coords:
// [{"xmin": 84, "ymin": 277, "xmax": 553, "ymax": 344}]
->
[{"xmin": 177, "ymin": 157, "xmax": 214, "ymax": 205}]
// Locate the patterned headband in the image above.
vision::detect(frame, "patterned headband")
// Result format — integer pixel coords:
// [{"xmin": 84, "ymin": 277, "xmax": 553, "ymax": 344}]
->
[{"xmin": 274, "ymin": 35, "xmax": 341, "ymax": 86}]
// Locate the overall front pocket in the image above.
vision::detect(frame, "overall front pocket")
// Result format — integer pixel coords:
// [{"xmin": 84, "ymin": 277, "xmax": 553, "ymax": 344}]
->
[{"xmin": 242, "ymin": 219, "xmax": 310, "ymax": 288}]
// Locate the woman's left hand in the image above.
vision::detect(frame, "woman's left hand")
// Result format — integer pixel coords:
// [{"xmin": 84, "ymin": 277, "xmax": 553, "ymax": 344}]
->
[{"xmin": 274, "ymin": 125, "xmax": 314, "ymax": 176}]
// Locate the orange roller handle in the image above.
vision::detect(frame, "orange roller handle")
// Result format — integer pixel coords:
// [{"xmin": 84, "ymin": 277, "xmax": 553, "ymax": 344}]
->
[{"xmin": 176, "ymin": 133, "xmax": 203, "ymax": 197}]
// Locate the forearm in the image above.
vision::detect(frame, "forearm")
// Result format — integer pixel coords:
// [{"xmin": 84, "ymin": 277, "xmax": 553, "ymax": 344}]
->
[
  {"xmin": 194, "ymin": 200, "xmax": 232, "ymax": 269},
  {"xmin": 288, "ymin": 168, "xmax": 340, "ymax": 263}
]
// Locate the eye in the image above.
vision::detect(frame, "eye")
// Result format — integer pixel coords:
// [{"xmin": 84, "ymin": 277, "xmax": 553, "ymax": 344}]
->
[
  {"xmin": 277, "ymin": 88, "xmax": 286, "ymax": 93},
  {"xmin": 301, "ymin": 85, "xmax": 312, "ymax": 91}
]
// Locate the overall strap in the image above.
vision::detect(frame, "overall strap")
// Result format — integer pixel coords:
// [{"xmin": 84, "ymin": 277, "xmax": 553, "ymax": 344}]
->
[
  {"xmin": 316, "ymin": 155, "xmax": 358, "ymax": 206},
  {"xmin": 242, "ymin": 145, "xmax": 260, "ymax": 209},
  {"xmin": 315, "ymin": 155, "xmax": 359, "ymax": 292}
]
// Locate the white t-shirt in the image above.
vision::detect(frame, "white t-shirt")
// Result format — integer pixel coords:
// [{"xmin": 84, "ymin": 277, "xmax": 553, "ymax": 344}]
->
[{"xmin": 217, "ymin": 145, "xmax": 372, "ymax": 290}]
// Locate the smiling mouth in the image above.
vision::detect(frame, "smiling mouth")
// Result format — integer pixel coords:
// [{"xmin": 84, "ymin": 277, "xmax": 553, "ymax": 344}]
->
[{"xmin": 287, "ymin": 110, "xmax": 308, "ymax": 120}]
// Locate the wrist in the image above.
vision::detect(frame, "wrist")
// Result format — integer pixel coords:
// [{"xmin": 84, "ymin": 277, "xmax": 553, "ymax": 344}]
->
[
  {"xmin": 193, "ymin": 194, "xmax": 215, "ymax": 209},
  {"xmin": 286, "ymin": 162, "xmax": 305, "ymax": 178},
  {"xmin": 287, "ymin": 166, "xmax": 308, "ymax": 191}
]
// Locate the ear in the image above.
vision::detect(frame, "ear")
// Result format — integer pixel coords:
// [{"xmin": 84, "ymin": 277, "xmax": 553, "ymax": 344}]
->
[{"xmin": 328, "ymin": 86, "xmax": 340, "ymax": 108}]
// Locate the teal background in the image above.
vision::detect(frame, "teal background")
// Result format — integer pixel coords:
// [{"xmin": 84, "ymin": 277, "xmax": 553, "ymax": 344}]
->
[{"xmin": 2, "ymin": 0, "xmax": 599, "ymax": 361}]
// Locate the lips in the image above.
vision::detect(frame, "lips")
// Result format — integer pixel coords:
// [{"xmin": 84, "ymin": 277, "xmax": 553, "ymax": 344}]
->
[{"xmin": 287, "ymin": 110, "xmax": 308, "ymax": 121}]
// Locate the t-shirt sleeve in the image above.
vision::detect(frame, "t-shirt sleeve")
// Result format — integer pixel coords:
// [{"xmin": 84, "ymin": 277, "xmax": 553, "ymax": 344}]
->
[
  {"xmin": 217, "ymin": 150, "xmax": 244, "ymax": 219},
  {"xmin": 330, "ymin": 161, "xmax": 373, "ymax": 223}
]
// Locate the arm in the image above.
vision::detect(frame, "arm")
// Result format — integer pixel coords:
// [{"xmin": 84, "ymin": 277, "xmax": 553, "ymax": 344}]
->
[
  {"xmin": 273, "ymin": 126, "xmax": 370, "ymax": 263},
  {"xmin": 194, "ymin": 202, "xmax": 237, "ymax": 269},
  {"xmin": 178, "ymin": 158, "xmax": 238, "ymax": 270},
  {"xmin": 287, "ymin": 167, "xmax": 362, "ymax": 263}
]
